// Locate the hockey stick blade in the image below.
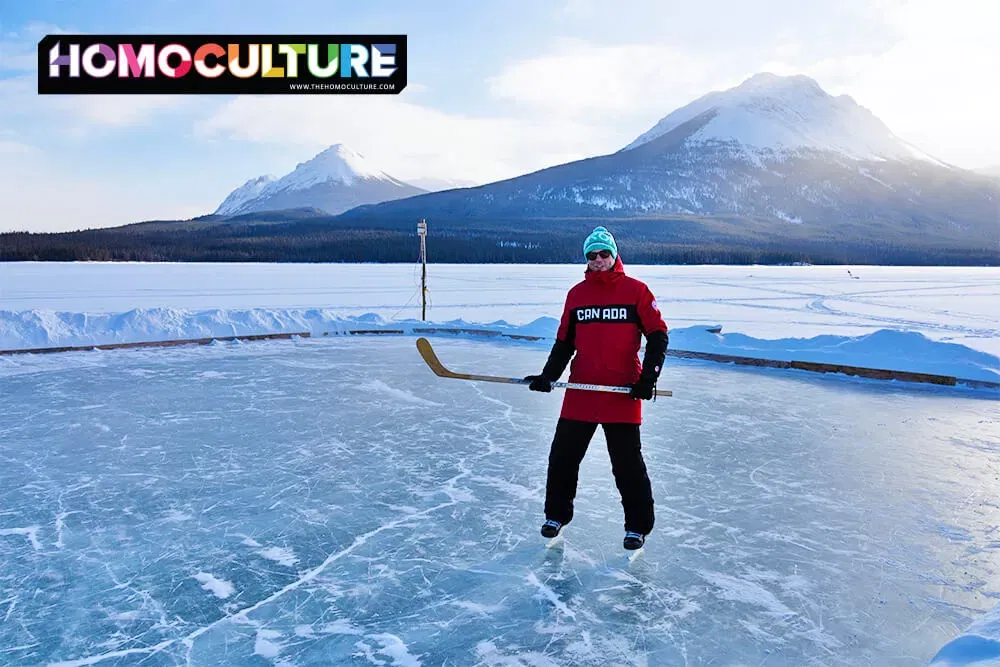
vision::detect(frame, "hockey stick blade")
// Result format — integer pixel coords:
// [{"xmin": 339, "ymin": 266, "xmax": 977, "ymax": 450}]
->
[{"xmin": 416, "ymin": 337, "xmax": 671, "ymax": 397}]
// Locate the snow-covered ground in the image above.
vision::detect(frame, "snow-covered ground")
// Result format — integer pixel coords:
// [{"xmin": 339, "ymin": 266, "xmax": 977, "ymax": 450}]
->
[
  {"xmin": 1, "ymin": 261, "xmax": 999, "ymax": 665},
  {"xmin": 1, "ymin": 263, "xmax": 998, "ymax": 383}
]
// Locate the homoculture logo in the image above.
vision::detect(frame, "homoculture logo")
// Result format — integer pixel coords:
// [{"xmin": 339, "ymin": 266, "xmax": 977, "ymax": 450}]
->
[{"xmin": 37, "ymin": 35, "xmax": 406, "ymax": 94}]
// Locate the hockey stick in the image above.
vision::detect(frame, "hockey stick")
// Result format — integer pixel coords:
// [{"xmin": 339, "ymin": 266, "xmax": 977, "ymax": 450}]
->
[{"xmin": 416, "ymin": 337, "xmax": 672, "ymax": 397}]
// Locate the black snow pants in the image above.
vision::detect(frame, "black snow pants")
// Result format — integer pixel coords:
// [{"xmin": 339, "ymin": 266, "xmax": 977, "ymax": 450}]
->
[{"xmin": 544, "ymin": 417, "xmax": 654, "ymax": 535}]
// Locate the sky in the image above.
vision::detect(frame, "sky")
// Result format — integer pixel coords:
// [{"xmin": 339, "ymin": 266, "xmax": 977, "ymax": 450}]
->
[{"xmin": 1, "ymin": 0, "xmax": 999, "ymax": 233}]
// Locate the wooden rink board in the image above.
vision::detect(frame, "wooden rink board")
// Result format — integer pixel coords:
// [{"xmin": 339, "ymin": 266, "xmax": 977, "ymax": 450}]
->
[{"xmin": 1, "ymin": 328, "xmax": 997, "ymax": 391}]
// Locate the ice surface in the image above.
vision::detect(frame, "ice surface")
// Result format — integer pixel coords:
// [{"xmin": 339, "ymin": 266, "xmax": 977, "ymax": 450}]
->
[{"xmin": 2, "ymin": 337, "xmax": 998, "ymax": 665}]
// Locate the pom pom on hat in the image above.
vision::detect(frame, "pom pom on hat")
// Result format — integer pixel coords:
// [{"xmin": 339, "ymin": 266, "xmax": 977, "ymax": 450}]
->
[{"xmin": 583, "ymin": 226, "xmax": 617, "ymax": 260}]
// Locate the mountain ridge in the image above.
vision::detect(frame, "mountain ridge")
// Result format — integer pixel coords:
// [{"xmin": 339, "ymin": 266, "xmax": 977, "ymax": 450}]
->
[
  {"xmin": 214, "ymin": 144, "xmax": 425, "ymax": 216},
  {"xmin": 334, "ymin": 73, "xmax": 997, "ymax": 250}
]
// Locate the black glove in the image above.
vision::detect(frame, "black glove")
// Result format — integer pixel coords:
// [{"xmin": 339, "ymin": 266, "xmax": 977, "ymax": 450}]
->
[
  {"xmin": 630, "ymin": 329, "xmax": 668, "ymax": 400},
  {"xmin": 524, "ymin": 374, "xmax": 553, "ymax": 392},
  {"xmin": 629, "ymin": 374, "xmax": 656, "ymax": 400}
]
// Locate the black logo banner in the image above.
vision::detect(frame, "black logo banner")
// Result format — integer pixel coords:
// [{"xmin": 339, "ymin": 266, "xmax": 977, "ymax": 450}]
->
[{"xmin": 38, "ymin": 35, "xmax": 407, "ymax": 95}]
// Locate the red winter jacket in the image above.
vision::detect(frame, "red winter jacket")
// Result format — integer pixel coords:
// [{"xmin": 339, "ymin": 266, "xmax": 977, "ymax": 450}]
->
[{"xmin": 548, "ymin": 256, "xmax": 667, "ymax": 424}]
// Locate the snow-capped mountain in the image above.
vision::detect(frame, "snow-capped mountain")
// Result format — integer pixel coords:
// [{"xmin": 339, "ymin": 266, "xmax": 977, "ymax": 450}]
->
[
  {"xmin": 215, "ymin": 175, "xmax": 277, "ymax": 215},
  {"xmin": 339, "ymin": 73, "xmax": 997, "ymax": 248},
  {"xmin": 622, "ymin": 73, "xmax": 943, "ymax": 164},
  {"xmin": 214, "ymin": 145, "xmax": 425, "ymax": 216}
]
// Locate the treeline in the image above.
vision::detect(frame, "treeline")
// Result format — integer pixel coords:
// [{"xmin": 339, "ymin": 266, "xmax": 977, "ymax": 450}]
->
[{"xmin": 2, "ymin": 218, "xmax": 997, "ymax": 265}]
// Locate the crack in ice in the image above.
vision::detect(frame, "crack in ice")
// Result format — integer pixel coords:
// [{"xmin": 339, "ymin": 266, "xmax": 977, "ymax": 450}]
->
[{"xmin": 46, "ymin": 491, "xmax": 465, "ymax": 667}]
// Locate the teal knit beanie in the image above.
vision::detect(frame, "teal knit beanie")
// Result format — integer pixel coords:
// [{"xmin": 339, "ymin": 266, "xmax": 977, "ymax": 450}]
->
[{"xmin": 583, "ymin": 226, "xmax": 617, "ymax": 260}]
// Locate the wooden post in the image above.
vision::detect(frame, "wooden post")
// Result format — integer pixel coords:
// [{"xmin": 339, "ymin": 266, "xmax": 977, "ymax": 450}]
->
[{"xmin": 417, "ymin": 219, "xmax": 428, "ymax": 321}]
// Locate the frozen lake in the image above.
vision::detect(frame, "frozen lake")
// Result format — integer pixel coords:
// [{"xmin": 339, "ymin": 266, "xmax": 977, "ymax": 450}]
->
[
  {"xmin": 2, "ymin": 262, "xmax": 998, "ymax": 357},
  {"xmin": 2, "ymin": 336, "xmax": 998, "ymax": 665}
]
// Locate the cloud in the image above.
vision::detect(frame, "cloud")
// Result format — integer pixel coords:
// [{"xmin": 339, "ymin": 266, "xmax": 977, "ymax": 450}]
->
[
  {"xmin": 758, "ymin": 0, "xmax": 1000, "ymax": 167},
  {"xmin": 195, "ymin": 41, "xmax": 734, "ymax": 185},
  {"xmin": 556, "ymin": 0, "xmax": 599, "ymax": 19},
  {"xmin": 0, "ymin": 76, "xmax": 35, "ymax": 119},
  {"xmin": 0, "ymin": 139, "xmax": 39, "ymax": 155},
  {"xmin": 1, "ymin": 23, "xmax": 193, "ymax": 133},
  {"xmin": 0, "ymin": 22, "xmax": 65, "ymax": 71},
  {"xmin": 0, "ymin": 74, "xmax": 193, "ymax": 140},
  {"xmin": 486, "ymin": 38, "xmax": 724, "ymax": 117},
  {"xmin": 0, "ymin": 43, "xmax": 38, "ymax": 72},
  {"xmin": 68, "ymin": 95, "xmax": 195, "ymax": 127},
  {"xmin": 483, "ymin": 1, "xmax": 1000, "ymax": 168},
  {"xmin": 196, "ymin": 91, "xmax": 626, "ymax": 185}
]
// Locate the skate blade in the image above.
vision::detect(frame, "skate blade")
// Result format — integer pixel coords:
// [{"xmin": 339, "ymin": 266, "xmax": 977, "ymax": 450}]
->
[
  {"xmin": 545, "ymin": 534, "xmax": 565, "ymax": 549},
  {"xmin": 625, "ymin": 546, "xmax": 644, "ymax": 562}
]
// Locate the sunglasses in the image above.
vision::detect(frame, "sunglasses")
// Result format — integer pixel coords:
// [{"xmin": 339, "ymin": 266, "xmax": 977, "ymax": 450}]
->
[{"xmin": 586, "ymin": 250, "xmax": 612, "ymax": 260}]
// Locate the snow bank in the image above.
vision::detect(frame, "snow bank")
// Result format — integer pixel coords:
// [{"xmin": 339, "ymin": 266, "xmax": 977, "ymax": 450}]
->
[
  {"xmin": 671, "ymin": 326, "xmax": 1000, "ymax": 383},
  {"xmin": 932, "ymin": 604, "xmax": 1000, "ymax": 665},
  {"xmin": 1, "ymin": 308, "xmax": 998, "ymax": 384}
]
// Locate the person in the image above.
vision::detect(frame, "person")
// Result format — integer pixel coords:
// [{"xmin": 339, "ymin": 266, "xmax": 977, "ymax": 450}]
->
[{"xmin": 524, "ymin": 226, "xmax": 668, "ymax": 551}]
